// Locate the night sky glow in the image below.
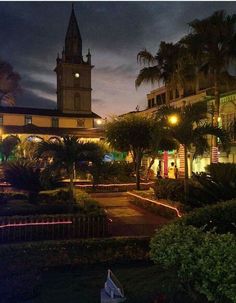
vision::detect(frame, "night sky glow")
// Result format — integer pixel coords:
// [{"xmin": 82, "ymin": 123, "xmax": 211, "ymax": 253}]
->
[{"xmin": 1, "ymin": 1, "xmax": 236, "ymax": 117}]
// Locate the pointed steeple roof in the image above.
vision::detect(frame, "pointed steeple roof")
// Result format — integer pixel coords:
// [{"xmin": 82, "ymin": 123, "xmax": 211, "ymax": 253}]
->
[{"xmin": 65, "ymin": 4, "xmax": 83, "ymax": 63}]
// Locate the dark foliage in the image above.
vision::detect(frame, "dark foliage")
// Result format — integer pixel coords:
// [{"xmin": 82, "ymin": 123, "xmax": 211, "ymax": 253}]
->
[
  {"xmin": 154, "ymin": 163, "xmax": 236, "ymax": 208},
  {"xmin": 180, "ymin": 199, "xmax": 236, "ymax": 234},
  {"xmin": 3, "ymin": 160, "xmax": 41, "ymax": 197}
]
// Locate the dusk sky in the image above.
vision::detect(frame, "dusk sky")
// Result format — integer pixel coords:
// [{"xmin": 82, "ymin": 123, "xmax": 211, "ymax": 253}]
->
[{"xmin": 1, "ymin": 1, "xmax": 236, "ymax": 117}]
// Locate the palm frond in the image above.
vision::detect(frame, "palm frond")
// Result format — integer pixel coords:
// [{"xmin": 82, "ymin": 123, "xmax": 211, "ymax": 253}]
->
[
  {"xmin": 137, "ymin": 49, "xmax": 156, "ymax": 65},
  {"xmin": 135, "ymin": 66, "xmax": 161, "ymax": 88},
  {"xmin": 193, "ymin": 124, "xmax": 231, "ymax": 151}
]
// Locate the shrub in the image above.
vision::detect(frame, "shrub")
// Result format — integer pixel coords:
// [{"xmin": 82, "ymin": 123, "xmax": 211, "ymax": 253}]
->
[
  {"xmin": 180, "ymin": 199, "xmax": 236, "ymax": 234},
  {"xmin": 150, "ymin": 224, "xmax": 236, "ymax": 303},
  {"xmin": 154, "ymin": 179, "xmax": 185, "ymax": 202},
  {"xmin": 154, "ymin": 179, "xmax": 204, "ymax": 208},
  {"xmin": 87, "ymin": 161, "xmax": 135, "ymax": 184},
  {"xmin": 153, "ymin": 176, "xmax": 234, "ymax": 209},
  {"xmin": 0, "ymin": 189, "xmax": 103, "ymax": 216}
]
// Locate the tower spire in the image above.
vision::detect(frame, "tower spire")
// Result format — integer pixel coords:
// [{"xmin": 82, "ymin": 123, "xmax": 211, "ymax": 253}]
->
[{"xmin": 64, "ymin": 5, "xmax": 83, "ymax": 63}]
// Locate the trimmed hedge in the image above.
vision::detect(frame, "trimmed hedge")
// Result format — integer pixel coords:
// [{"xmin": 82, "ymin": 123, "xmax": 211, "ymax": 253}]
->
[
  {"xmin": 0, "ymin": 236, "xmax": 150, "ymax": 268},
  {"xmin": 180, "ymin": 199, "xmax": 236, "ymax": 234}
]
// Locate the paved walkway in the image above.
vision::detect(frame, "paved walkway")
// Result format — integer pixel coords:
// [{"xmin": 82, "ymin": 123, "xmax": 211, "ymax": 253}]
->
[{"xmin": 90, "ymin": 192, "xmax": 170, "ymax": 237}]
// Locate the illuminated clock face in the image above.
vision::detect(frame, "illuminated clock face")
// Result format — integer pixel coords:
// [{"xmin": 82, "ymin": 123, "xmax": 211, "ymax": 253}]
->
[{"xmin": 74, "ymin": 72, "xmax": 80, "ymax": 78}]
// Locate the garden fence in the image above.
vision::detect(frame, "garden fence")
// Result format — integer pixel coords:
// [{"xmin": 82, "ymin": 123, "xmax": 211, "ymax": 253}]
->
[{"xmin": 0, "ymin": 215, "xmax": 108, "ymax": 244}]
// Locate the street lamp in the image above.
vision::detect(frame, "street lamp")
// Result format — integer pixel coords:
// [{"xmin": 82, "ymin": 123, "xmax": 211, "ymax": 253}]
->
[{"xmin": 168, "ymin": 114, "xmax": 179, "ymax": 126}]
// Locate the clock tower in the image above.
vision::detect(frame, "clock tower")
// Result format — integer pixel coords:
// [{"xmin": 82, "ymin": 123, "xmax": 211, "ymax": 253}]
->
[{"xmin": 55, "ymin": 5, "xmax": 93, "ymax": 114}]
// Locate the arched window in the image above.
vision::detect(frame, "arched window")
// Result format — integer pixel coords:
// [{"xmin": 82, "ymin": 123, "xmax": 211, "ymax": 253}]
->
[{"xmin": 74, "ymin": 93, "xmax": 81, "ymax": 110}]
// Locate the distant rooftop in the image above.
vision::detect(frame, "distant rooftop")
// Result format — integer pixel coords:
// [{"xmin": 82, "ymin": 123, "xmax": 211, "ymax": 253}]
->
[{"xmin": 0, "ymin": 106, "xmax": 101, "ymax": 119}]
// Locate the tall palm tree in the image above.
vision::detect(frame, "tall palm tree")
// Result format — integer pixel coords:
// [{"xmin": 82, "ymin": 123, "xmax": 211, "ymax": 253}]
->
[
  {"xmin": 35, "ymin": 136, "xmax": 103, "ymax": 205},
  {"xmin": 188, "ymin": 10, "xmax": 236, "ymax": 159},
  {"xmin": 179, "ymin": 33, "xmax": 206, "ymax": 94},
  {"xmin": 136, "ymin": 42, "xmax": 184, "ymax": 102},
  {"xmin": 157, "ymin": 101, "xmax": 230, "ymax": 199}
]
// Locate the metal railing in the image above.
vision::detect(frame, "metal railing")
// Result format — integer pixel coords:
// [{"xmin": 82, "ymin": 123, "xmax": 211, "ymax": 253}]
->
[{"xmin": 0, "ymin": 214, "xmax": 108, "ymax": 243}]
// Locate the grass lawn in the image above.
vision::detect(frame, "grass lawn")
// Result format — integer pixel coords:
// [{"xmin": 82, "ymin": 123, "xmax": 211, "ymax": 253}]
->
[{"xmin": 31, "ymin": 261, "xmax": 182, "ymax": 303}]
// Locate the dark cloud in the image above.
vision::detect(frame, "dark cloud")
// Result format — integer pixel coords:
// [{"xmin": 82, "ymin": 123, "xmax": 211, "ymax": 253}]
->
[
  {"xmin": 1, "ymin": 2, "xmax": 236, "ymax": 116},
  {"xmin": 16, "ymin": 88, "xmax": 56, "ymax": 109}
]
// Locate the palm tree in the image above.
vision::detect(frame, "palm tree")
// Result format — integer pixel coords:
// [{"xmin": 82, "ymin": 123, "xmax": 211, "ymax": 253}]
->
[
  {"xmin": 3, "ymin": 160, "xmax": 42, "ymax": 202},
  {"xmin": 188, "ymin": 10, "xmax": 236, "ymax": 159},
  {"xmin": 157, "ymin": 101, "xmax": 230, "ymax": 199},
  {"xmin": 179, "ymin": 33, "xmax": 205, "ymax": 94},
  {"xmin": 136, "ymin": 42, "xmax": 184, "ymax": 102},
  {"xmin": 35, "ymin": 136, "xmax": 103, "ymax": 205}
]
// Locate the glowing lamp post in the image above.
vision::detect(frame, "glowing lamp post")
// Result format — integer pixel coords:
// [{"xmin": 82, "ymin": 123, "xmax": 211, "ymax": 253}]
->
[{"xmin": 163, "ymin": 114, "xmax": 179, "ymax": 178}]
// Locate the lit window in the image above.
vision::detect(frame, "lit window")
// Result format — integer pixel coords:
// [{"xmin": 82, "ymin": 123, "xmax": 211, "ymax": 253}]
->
[
  {"xmin": 52, "ymin": 117, "xmax": 59, "ymax": 128},
  {"xmin": 0, "ymin": 116, "xmax": 3, "ymax": 126},
  {"xmin": 25, "ymin": 116, "xmax": 32, "ymax": 125}
]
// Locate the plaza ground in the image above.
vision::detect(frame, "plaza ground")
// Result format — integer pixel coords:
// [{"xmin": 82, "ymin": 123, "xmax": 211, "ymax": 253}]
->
[{"xmin": 90, "ymin": 192, "xmax": 170, "ymax": 237}]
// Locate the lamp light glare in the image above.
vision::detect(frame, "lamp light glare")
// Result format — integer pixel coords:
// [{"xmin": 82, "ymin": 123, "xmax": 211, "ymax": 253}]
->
[
  {"xmin": 168, "ymin": 115, "xmax": 178, "ymax": 125},
  {"xmin": 96, "ymin": 119, "xmax": 102, "ymax": 125}
]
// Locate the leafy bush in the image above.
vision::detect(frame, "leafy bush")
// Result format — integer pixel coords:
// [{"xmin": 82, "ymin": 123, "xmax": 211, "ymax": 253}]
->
[
  {"xmin": 150, "ymin": 224, "xmax": 236, "ymax": 303},
  {"xmin": 83, "ymin": 161, "xmax": 135, "ymax": 184},
  {"xmin": 180, "ymin": 199, "xmax": 236, "ymax": 234},
  {"xmin": 154, "ymin": 179, "xmax": 185, "ymax": 202},
  {"xmin": 0, "ymin": 189, "xmax": 103, "ymax": 216},
  {"xmin": 154, "ymin": 179, "xmax": 204, "ymax": 208},
  {"xmin": 189, "ymin": 163, "xmax": 236, "ymax": 206},
  {"xmin": 154, "ymin": 172, "xmax": 236, "ymax": 209}
]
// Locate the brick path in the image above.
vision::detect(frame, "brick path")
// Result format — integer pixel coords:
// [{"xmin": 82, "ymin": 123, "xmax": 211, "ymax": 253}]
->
[{"xmin": 90, "ymin": 192, "xmax": 170, "ymax": 237}]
